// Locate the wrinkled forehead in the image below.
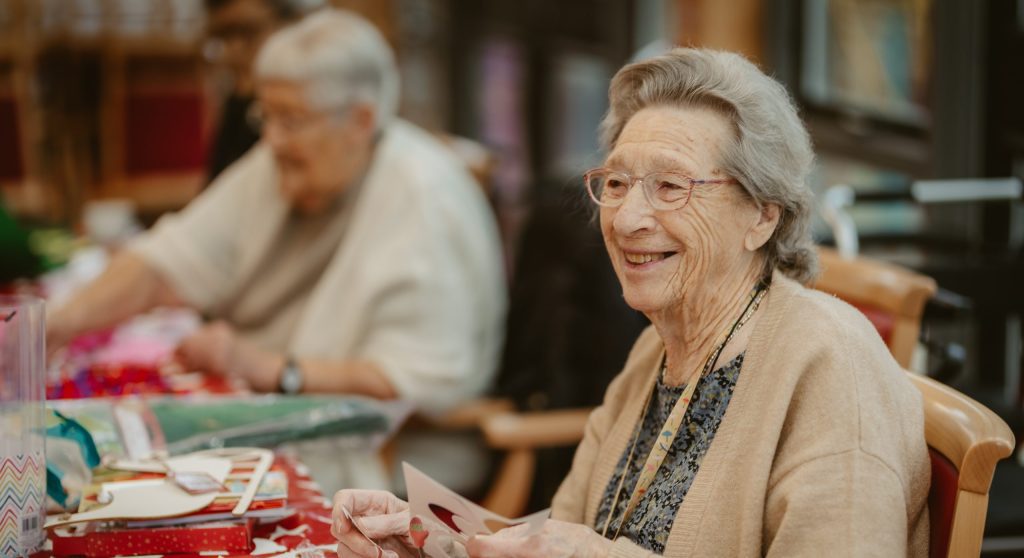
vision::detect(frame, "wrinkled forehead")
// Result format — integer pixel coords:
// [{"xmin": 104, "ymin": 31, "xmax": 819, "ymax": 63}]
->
[
  {"xmin": 603, "ymin": 151, "xmax": 700, "ymax": 176},
  {"xmin": 604, "ymin": 105, "xmax": 733, "ymax": 175}
]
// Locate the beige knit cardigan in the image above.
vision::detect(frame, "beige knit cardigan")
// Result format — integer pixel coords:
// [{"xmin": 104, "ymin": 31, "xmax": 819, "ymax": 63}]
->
[{"xmin": 551, "ymin": 271, "xmax": 930, "ymax": 557}]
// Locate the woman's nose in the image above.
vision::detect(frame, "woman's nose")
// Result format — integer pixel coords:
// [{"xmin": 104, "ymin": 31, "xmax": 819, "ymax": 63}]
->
[{"xmin": 612, "ymin": 182, "xmax": 656, "ymax": 234}]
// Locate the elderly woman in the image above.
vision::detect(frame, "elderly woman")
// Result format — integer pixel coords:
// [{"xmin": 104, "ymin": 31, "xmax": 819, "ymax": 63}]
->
[
  {"xmin": 47, "ymin": 9, "xmax": 505, "ymax": 415},
  {"xmin": 332, "ymin": 48, "xmax": 930, "ymax": 557}
]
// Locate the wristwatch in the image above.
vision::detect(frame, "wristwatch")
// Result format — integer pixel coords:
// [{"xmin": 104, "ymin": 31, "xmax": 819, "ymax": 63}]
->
[{"xmin": 278, "ymin": 356, "xmax": 304, "ymax": 394}]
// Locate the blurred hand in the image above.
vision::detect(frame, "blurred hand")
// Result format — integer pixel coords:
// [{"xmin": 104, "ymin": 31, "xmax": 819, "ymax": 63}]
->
[
  {"xmin": 175, "ymin": 321, "xmax": 291, "ymax": 392},
  {"xmin": 333, "ymin": 489, "xmax": 415, "ymax": 558},
  {"xmin": 465, "ymin": 519, "xmax": 612, "ymax": 558},
  {"xmin": 174, "ymin": 320, "xmax": 238, "ymax": 377}
]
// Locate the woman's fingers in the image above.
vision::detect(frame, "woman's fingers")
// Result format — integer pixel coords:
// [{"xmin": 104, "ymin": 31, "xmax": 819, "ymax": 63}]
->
[
  {"xmin": 332, "ymin": 490, "xmax": 413, "ymax": 558},
  {"xmin": 358, "ymin": 511, "xmax": 411, "ymax": 539},
  {"xmin": 490, "ymin": 523, "xmax": 530, "ymax": 539},
  {"xmin": 465, "ymin": 534, "xmax": 522, "ymax": 558},
  {"xmin": 463, "ymin": 522, "xmax": 532, "ymax": 557},
  {"xmin": 466, "ymin": 520, "xmax": 605, "ymax": 558},
  {"xmin": 337, "ymin": 536, "xmax": 389, "ymax": 558},
  {"xmin": 334, "ymin": 489, "xmax": 408, "ymax": 518}
]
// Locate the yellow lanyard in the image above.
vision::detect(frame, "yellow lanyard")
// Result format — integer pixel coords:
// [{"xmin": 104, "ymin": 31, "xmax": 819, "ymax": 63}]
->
[{"xmin": 600, "ymin": 282, "xmax": 768, "ymax": 540}]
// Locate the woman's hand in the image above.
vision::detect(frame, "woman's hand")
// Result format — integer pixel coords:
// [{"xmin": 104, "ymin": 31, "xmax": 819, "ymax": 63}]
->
[
  {"xmin": 333, "ymin": 489, "xmax": 416, "ymax": 558},
  {"xmin": 465, "ymin": 519, "xmax": 613, "ymax": 558},
  {"xmin": 174, "ymin": 320, "xmax": 239, "ymax": 377},
  {"xmin": 174, "ymin": 321, "xmax": 282, "ymax": 391}
]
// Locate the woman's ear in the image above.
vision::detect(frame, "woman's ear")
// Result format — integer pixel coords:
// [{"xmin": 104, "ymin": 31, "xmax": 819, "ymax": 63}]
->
[{"xmin": 745, "ymin": 203, "xmax": 781, "ymax": 252}]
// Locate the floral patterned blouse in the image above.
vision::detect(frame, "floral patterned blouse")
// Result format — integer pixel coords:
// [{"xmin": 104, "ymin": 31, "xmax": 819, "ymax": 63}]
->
[{"xmin": 594, "ymin": 352, "xmax": 745, "ymax": 553}]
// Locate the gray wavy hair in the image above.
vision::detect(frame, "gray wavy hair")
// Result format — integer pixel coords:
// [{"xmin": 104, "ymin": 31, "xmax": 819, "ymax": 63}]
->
[
  {"xmin": 601, "ymin": 48, "xmax": 818, "ymax": 284},
  {"xmin": 254, "ymin": 8, "xmax": 399, "ymax": 132}
]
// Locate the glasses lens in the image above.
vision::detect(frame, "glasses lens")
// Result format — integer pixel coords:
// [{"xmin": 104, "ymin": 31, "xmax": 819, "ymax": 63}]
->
[
  {"xmin": 646, "ymin": 174, "xmax": 692, "ymax": 209},
  {"xmin": 588, "ymin": 171, "xmax": 628, "ymax": 206}
]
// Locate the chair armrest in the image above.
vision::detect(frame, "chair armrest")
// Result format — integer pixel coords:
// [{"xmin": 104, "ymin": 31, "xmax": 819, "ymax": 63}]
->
[
  {"xmin": 481, "ymin": 408, "xmax": 593, "ymax": 450},
  {"xmin": 420, "ymin": 397, "xmax": 518, "ymax": 430}
]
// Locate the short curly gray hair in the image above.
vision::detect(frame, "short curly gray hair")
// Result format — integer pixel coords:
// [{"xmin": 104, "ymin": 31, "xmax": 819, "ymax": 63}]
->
[{"xmin": 601, "ymin": 48, "xmax": 818, "ymax": 284}]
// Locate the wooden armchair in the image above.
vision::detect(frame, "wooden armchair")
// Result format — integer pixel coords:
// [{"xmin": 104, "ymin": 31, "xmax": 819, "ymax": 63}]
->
[{"xmin": 908, "ymin": 372, "xmax": 1015, "ymax": 557}]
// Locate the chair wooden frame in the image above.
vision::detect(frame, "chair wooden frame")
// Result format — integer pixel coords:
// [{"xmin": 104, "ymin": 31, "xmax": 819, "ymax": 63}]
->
[
  {"xmin": 907, "ymin": 372, "xmax": 1015, "ymax": 557},
  {"xmin": 814, "ymin": 247, "xmax": 937, "ymax": 369}
]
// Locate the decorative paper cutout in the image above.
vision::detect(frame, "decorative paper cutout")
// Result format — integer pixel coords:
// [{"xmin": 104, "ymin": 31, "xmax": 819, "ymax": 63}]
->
[
  {"xmin": 402, "ymin": 462, "xmax": 549, "ymax": 556},
  {"xmin": 44, "ymin": 455, "xmax": 232, "ymax": 529}
]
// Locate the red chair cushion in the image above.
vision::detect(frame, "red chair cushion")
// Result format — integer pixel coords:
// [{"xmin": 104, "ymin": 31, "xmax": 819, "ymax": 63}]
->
[
  {"xmin": 928, "ymin": 448, "xmax": 959, "ymax": 558},
  {"xmin": 849, "ymin": 302, "xmax": 895, "ymax": 345}
]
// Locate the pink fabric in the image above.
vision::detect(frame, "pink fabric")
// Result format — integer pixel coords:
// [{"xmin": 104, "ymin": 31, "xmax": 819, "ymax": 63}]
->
[{"xmin": 91, "ymin": 337, "xmax": 174, "ymax": 367}]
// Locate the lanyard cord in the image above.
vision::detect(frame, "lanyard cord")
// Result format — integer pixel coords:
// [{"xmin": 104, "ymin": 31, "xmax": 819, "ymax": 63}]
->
[{"xmin": 600, "ymin": 278, "xmax": 769, "ymax": 539}]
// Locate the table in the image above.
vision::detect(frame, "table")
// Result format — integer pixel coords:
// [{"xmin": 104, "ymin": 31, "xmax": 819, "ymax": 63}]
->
[{"xmin": 35, "ymin": 312, "xmax": 402, "ymax": 556}]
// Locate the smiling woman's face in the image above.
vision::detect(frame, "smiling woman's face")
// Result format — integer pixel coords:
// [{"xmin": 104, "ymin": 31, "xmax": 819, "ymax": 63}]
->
[{"xmin": 600, "ymin": 104, "xmax": 763, "ymax": 315}]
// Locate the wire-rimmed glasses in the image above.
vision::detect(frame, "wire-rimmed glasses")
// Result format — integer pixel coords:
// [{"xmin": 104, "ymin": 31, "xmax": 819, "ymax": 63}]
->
[{"xmin": 584, "ymin": 168, "xmax": 738, "ymax": 211}]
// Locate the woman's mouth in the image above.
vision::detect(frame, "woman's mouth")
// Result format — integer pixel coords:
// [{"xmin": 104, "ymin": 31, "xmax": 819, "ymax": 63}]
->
[{"xmin": 623, "ymin": 251, "xmax": 678, "ymax": 267}]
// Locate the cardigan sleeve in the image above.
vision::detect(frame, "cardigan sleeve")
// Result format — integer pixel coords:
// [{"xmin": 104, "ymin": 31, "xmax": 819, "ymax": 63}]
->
[
  {"xmin": 759, "ymin": 289, "xmax": 927, "ymax": 557},
  {"xmin": 763, "ymin": 449, "xmax": 910, "ymax": 557}
]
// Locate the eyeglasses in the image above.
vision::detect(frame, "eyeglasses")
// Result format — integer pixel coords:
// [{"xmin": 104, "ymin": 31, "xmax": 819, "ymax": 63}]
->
[
  {"xmin": 247, "ymin": 103, "xmax": 343, "ymax": 137},
  {"xmin": 583, "ymin": 168, "xmax": 738, "ymax": 211}
]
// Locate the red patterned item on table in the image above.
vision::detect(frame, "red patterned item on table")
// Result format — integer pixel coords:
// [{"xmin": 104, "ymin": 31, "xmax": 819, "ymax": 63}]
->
[
  {"xmin": 43, "ymin": 454, "xmax": 340, "ymax": 557},
  {"xmin": 49, "ymin": 519, "xmax": 255, "ymax": 557}
]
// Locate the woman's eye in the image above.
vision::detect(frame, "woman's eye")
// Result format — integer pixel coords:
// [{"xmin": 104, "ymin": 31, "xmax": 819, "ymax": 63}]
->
[
  {"xmin": 655, "ymin": 179, "xmax": 690, "ymax": 201},
  {"xmin": 605, "ymin": 179, "xmax": 627, "ymax": 191}
]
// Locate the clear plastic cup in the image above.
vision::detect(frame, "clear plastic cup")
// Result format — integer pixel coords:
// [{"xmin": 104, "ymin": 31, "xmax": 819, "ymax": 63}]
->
[{"xmin": 0, "ymin": 295, "xmax": 46, "ymax": 556}]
